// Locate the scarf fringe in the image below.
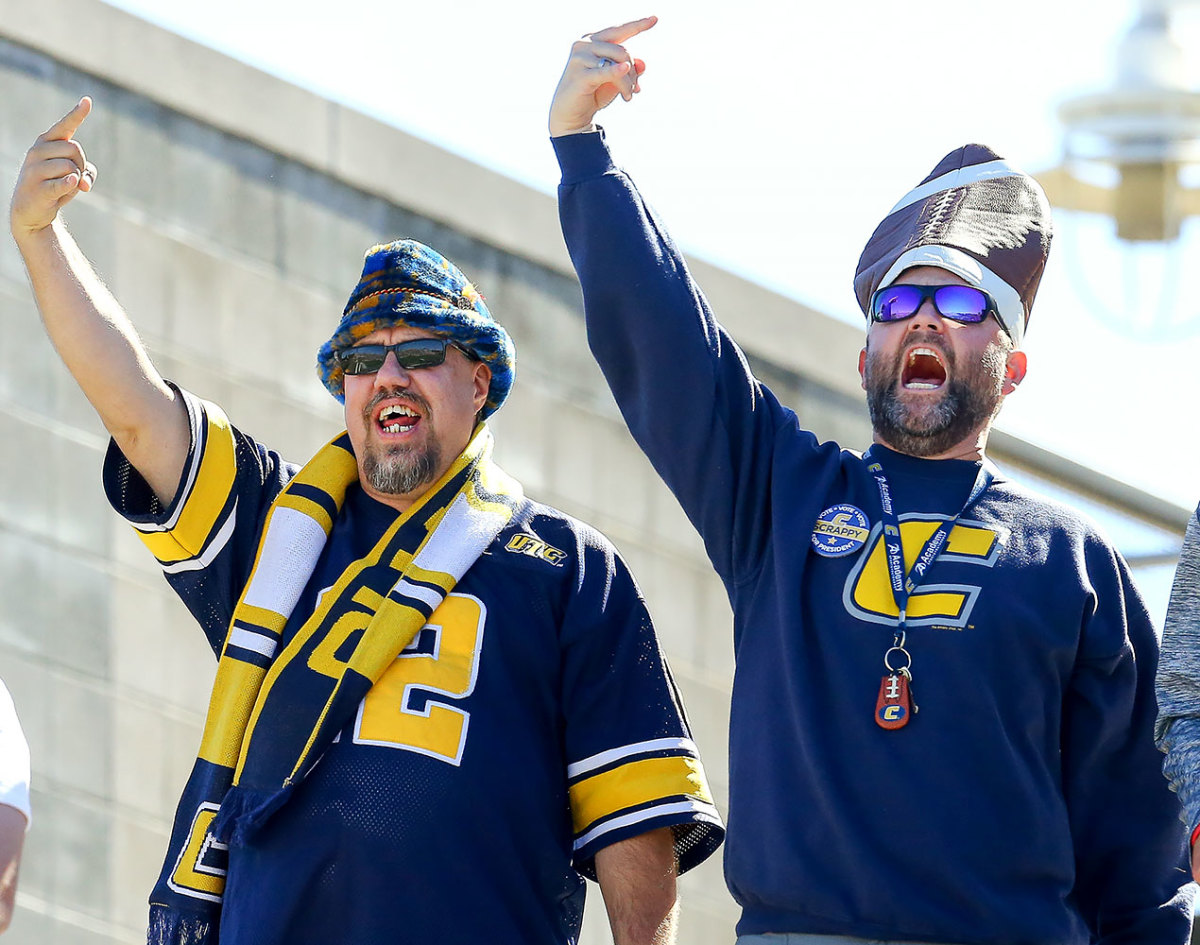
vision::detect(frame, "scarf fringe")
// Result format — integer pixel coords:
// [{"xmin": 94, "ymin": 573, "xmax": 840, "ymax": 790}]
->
[{"xmin": 147, "ymin": 905, "xmax": 216, "ymax": 945}]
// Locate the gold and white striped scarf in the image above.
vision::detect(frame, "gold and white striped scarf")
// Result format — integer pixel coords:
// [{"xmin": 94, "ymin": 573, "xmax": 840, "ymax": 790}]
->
[{"xmin": 149, "ymin": 422, "xmax": 522, "ymax": 944}]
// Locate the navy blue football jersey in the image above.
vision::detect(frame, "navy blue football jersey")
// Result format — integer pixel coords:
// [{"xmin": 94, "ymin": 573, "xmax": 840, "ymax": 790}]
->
[{"xmin": 105, "ymin": 389, "xmax": 723, "ymax": 945}]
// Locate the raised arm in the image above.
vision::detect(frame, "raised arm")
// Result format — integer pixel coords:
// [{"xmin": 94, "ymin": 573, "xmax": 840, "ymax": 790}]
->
[
  {"xmin": 551, "ymin": 22, "xmax": 817, "ymax": 585},
  {"xmin": 10, "ymin": 97, "xmax": 188, "ymax": 504}
]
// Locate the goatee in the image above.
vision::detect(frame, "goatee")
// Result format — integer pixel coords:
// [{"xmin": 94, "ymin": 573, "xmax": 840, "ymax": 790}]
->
[
  {"xmin": 362, "ymin": 443, "xmax": 440, "ymax": 496},
  {"xmin": 360, "ymin": 389, "xmax": 440, "ymax": 495}
]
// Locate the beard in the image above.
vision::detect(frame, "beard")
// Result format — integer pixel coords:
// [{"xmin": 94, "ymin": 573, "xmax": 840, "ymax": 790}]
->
[
  {"xmin": 864, "ymin": 334, "xmax": 1009, "ymax": 458},
  {"xmin": 359, "ymin": 389, "xmax": 441, "ymax": 496},
  {"xmin": 362, "ymin": 442, "xmax": 440, "ymax": 495}
]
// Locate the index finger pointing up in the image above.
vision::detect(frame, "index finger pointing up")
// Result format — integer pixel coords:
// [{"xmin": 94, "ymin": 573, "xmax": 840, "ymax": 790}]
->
[
  {"xmin": 40, "ymin": 96, "xmax": 93, "ymax": 143},
  {"xmin": 586, "ymin": 15, "xmax": 658, "ymax": 46}
]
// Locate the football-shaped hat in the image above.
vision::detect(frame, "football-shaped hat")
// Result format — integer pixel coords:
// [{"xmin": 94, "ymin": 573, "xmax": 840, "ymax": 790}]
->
[{"xmin": 853, "ymin": 144, "xmax": 1053, "ymax": 346}]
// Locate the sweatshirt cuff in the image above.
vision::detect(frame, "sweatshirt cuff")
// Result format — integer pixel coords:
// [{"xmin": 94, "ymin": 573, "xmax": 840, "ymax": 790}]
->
[{"xmin": 552, "ymin": 127, "xmax": 617, "ymax": 185}]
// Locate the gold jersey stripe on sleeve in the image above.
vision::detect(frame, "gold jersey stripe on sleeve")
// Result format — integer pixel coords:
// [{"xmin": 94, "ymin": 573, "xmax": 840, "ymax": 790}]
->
[
  {"xmin": 568, "ymin": 754, "xmax": 712, "ymax": 835},
  {"xmin": 137, "ymin": 400, "xmax": 238, "ymax": 566}
]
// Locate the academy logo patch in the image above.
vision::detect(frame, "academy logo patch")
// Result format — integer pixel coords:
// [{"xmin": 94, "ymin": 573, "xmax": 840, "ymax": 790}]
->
[{"xmin": 811, "ymin": 504, "xmax": 870, "ymax": 557}]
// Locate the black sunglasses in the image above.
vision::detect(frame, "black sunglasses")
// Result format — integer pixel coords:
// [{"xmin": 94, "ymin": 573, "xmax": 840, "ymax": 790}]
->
[
  {"xmin": 869, "ymin": 284, "xmax": 999, "ymax": 326},
  {"xmin": 336, "ymin": 338, "xmax": 475, "ymax": 376}
]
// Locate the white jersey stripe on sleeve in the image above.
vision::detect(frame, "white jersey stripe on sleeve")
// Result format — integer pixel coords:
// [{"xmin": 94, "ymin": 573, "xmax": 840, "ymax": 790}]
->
[
  {"xmin": 567, "ymin": 737, "xmax": 698, "ymax": 779},
  {"xmin": 572, "ymin": 799, "xmax": 722, "ymax": 851},
  {"xmin": 135, "ymin": 392, "xmax": 207, "ymax": 534},
  {"xmin": 160, "ymin": 500, "xmax": 239, "ymax": 574}
]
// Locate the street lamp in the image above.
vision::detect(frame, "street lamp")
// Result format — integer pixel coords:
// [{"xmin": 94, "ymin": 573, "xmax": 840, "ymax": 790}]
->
[{"xmin": 1038, "ymin": 0, "xmax": 1200, "ymax": 242}]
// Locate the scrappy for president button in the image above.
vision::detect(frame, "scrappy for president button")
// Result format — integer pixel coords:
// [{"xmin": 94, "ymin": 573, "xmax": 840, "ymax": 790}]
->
[{"xmin": 811, "ymin": 504, "xmax": 870, "ymax": 557}]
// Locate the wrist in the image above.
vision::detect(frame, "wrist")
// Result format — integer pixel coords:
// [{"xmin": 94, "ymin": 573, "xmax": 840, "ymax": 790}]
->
[
  {"xmin": 11, "ymin": 215, "xmax": 60, "ymax": 249},
  {"xmin": 549, "ymin": 121, "xmax": 598, "ymax": 138}
]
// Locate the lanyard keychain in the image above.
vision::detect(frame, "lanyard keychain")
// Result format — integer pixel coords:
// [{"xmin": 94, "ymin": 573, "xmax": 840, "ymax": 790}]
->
[
  {"xmin": 865, "ymin": 448, "xmax": 993, "ymax": 730},
  {"xmin": 876, "ymin": 630, "xmax": 915, "ymax": 731}
]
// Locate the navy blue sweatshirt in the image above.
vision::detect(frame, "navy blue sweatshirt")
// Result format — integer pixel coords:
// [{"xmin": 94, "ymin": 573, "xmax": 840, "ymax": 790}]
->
[{"xmin": 554, "ymin": 129, "xmax": 1193, "ymax": 944}]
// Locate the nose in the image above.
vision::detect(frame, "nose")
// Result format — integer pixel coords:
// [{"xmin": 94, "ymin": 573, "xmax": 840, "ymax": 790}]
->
[
  {"xmin": 373, "ymin": 350, "xmax": 412, "ymax": 387},
  {"xmin": 906, "ymin": 299, "xmax": 945, "ymax": 333}
]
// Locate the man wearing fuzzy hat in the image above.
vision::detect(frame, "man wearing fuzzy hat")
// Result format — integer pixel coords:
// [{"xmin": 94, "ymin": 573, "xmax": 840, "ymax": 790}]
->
[
  {"xmin": 548, "ymin": 16, "xmax": 1194, "ymax": 945},
  {"xmin": 10, "ymin": 97, "xmax": 724, "ymax": 945}
]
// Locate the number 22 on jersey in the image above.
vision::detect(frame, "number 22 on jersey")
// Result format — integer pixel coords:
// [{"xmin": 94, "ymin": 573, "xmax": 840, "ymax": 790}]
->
[{"xmin": 352, "ymin": 592, "xmax": 486, "ymax": 766}]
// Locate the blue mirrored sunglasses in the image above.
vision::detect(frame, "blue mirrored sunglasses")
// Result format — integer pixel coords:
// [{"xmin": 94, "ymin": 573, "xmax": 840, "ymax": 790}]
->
[{"xmin": 869, "ymin": 284, "xmax": 998, "ymax": 326}]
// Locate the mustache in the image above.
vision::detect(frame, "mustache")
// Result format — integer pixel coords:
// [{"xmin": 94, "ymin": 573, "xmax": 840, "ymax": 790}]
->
[
  {"xmin": 864, "ymin": 331, "xmax": 956, "ymax": 386},
  {"xmin": 895, "ymin": 331, "xmax": 953, "ymax": 363},
  {"xmin": 363, "ymin": 387, "xmax": 431, "ymax": 420}
]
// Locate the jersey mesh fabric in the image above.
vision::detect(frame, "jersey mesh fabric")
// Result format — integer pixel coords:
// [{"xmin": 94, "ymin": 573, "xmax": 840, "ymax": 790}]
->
[{"xmin": 104, "ymin": 388, "xmax": 723, "ymax": 945}]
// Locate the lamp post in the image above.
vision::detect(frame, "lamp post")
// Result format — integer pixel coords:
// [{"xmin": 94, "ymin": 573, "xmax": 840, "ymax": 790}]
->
[{"xmin": 1039, "ymin": 0, "xmax": 1200, "ymax": 242}]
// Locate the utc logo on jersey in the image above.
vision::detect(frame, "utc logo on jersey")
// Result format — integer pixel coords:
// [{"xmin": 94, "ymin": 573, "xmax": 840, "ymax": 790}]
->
[
  {"xmin": 505, "ymin": 534, "xmax": 567, "ymax": 566},
  {"xmin": 811, "ymin": 504, "xmax": 871, "ymax": 557},
  {"xmin": 843, "ymin": 514, "xmax": 1007, "ymax": 629}
]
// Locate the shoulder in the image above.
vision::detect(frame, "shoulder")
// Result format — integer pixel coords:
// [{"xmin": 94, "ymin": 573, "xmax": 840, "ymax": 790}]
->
[
  {"xmin": 472, "ymin": 500, "xmax": 641, "ymax": 635},
  {"xmin": 498, "ymin": 499, "xmax": 624, "ymax": 574},
  {"xmin": 986, "ymin": 473, "xmax": 1114, "ymax": 545},
  {"xmin": 985, "ymin": 475, "xmax": 1147, "ymax": 633}
]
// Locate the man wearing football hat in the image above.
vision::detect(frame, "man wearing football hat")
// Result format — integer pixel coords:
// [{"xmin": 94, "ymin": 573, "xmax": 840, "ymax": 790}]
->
[
  {"xmin": 10, "ymin": 97, "xmax": 724, "ymax": 945},
  {"xmin": 548, "ymin": 16, "xmax": 1194, "ymax": 945}
]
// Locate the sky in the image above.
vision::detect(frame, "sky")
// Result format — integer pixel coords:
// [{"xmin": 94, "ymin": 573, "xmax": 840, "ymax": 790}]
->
[{"xmin": 96, "ymin": 0, "xmax": 1200, "ymax": 509}]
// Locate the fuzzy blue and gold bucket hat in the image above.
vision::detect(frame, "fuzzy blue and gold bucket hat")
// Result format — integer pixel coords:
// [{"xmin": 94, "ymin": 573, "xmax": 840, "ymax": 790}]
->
[{"xmin": 317, "ymin": 239, "xmax": 515, "ymax": 418}]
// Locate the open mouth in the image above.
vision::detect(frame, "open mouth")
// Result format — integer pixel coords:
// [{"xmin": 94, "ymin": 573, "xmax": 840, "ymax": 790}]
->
[
  {"xmin": 376, "ymin": 403, "xmax": 420, "ymax": 435},
  {"xmin": 901, "ymin": 347, "xmax": 948, "ymax": 390}
]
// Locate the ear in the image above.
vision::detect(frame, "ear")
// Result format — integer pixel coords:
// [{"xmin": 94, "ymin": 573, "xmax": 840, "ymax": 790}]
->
[
  {"xmin": 858, "ymin": 346, "xmax": 868, "ymax": 390},
  {"xmin": 472, "ymin": 362, "xmax": 492, "ymax": 413},
  {"xmin": 1001, "ymin": 349, "xmax": 1027, "ymax": 396}
]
